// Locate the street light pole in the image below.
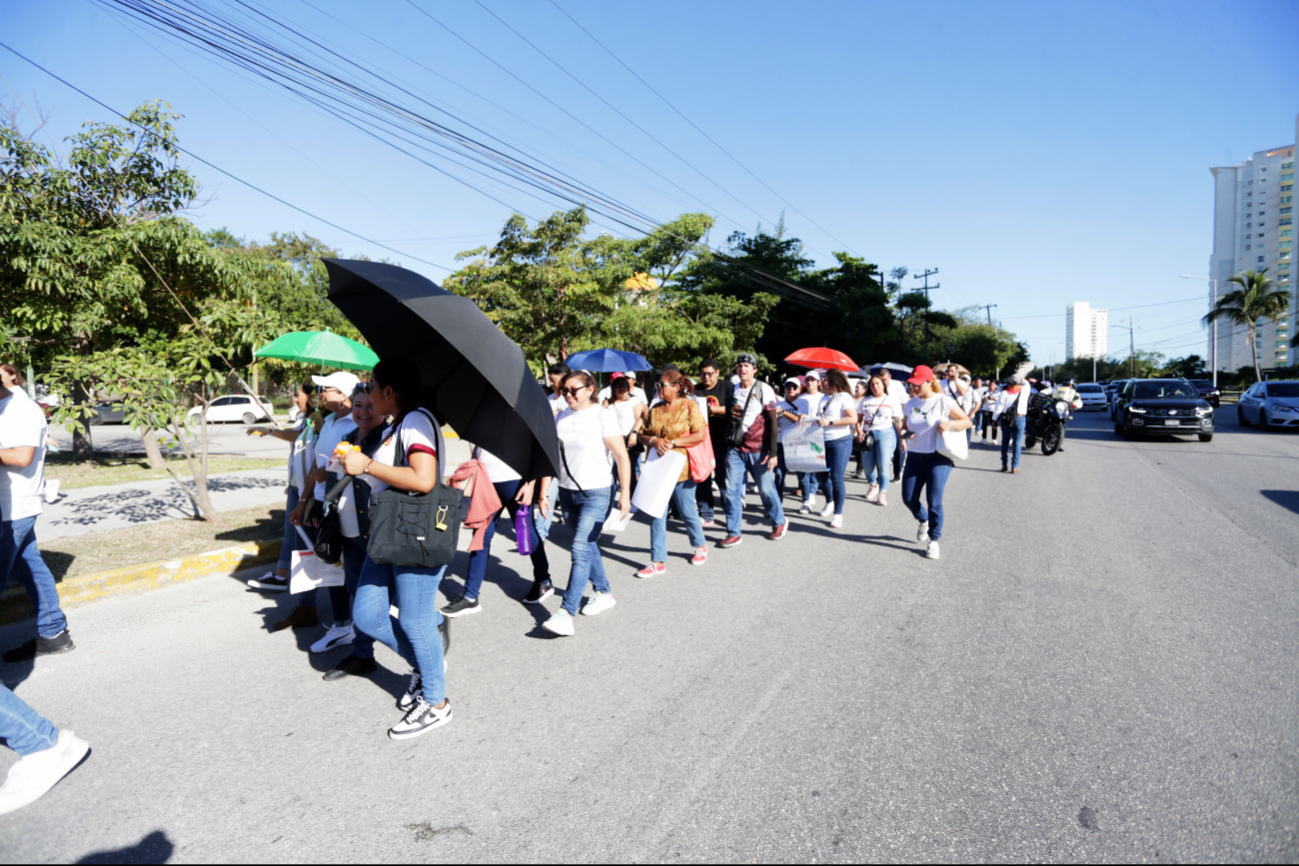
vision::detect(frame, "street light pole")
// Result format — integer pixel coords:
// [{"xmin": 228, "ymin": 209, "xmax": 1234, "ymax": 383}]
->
[{"xmin": 1181, "ymin": 275, "xmax": 1218, "ymax": 387}]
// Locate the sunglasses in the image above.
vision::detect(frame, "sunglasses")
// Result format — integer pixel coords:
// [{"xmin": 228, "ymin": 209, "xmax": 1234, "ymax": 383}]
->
[{"xmin": 561, "ymin": 386, "xmax": 589, "ymax": 397}]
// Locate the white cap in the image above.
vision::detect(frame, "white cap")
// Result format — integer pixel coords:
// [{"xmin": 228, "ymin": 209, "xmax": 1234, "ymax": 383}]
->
[
  {"xmin": 783, "ymin": 377, "xmax": 801, "ymax": 387},
  {"xmin": 804, "ymin": 369, "xmax": 822, "ymax": 380},
  {"xmin": 312, "ymin": 371, "xmax": 361, "ymax": 394}
]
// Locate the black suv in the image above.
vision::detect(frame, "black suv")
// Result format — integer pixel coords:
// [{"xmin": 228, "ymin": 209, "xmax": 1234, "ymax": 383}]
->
[
  {"xmin": 1187, "ymin": 379, "xmax": 1221, "ymax": 408},
  {"xmin": 1113, "ymin": 379, "xmax": 1214, "ymax": 442}
]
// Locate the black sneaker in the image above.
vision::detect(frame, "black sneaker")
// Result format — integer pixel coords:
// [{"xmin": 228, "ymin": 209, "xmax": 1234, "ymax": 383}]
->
[
  {"xmin": 322, "ymin": 655, "xmax": 378, "ymax": 681},
  {"xmin": 398, "ymin": 671, "xmax": 422, "ymax": 712},
  {"xmin": 3, "ymin": 629, "xmax": 75, "ymax": 663},
  {"xmin": 523, "ymin": 579, "xmax": 553, "ymax": 604},
  {"xmin": 247, "ymin": 572, "xmax": 289, "ymax": 592},
  {"xmin": 388, "ymin": 697, "xmax": 452, "ymax": 740},
  {"xmin": 440, "ymin": 595, "xmax": 481, "ymax": 618}
]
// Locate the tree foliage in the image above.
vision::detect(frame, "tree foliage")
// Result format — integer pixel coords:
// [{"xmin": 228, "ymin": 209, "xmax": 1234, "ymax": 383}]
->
[{"xmin": 1204, "ymin": 269, "xmax": 1290, "ymax": 383}]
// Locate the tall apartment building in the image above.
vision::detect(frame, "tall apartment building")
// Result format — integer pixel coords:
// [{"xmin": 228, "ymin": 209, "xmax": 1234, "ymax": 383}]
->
[
  {"xmin": 1207, "ymin": 115, "xmax": 1296, "ymax": 372},
  {"xmin": 1065, "ymin": 302, "xmax": 1108, "ymax": 361}
]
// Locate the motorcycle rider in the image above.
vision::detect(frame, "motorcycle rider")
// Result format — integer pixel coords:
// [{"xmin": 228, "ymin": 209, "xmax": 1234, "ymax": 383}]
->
[{"xmin": 1052, "ymin": 378, "xmax": 1083, "ymax": 452}]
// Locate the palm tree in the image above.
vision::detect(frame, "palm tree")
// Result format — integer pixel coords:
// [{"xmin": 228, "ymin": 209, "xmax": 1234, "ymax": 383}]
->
[{"xmin": 1203, "ymin": 269, "xmax": 1291, "ymax": 382}]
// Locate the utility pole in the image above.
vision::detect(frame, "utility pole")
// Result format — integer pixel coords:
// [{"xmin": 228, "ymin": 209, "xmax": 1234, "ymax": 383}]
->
[
  {"xmin": 981, "ymin": 303, "xmax": 997, "ymax": 327},
  {"xmin": 913, "ymin": 268, "xmax": 940, "ymax": 356},
  {"xmin": 1126, "ymin": 317, "xmax": 1136, "ymax": 378}
]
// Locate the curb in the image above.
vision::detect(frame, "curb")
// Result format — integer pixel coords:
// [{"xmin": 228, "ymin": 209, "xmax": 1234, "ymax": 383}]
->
[{"xmin": 0, "ymin": 538, "xmax": 283, "ymax": 626}]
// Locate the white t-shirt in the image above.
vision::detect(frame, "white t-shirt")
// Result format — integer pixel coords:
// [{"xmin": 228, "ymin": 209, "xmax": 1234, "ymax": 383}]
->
[
  {"xmin": 776, "ymin": 399, "xmax": 800, "ymax": 436},
  {"xmin": 0, "ymin": 392, "xmax": 48, "ymax": 520},
  {"xmin": 993, "ymin": 387, "xmax": 1031, "ymax": 419},
  {"xmin": 793, "ymin": 393, "xmax": 826, "ymax": 424},
  {"xmin": 732, "ymin": 381, "xmax": 779, "ymax": 434},
  {"xmin": 287, "ymin": 418, "xmax": 316, "ymax": 495},
  {"xmin": 819, "ymin": 392, "xmax": 857, "ymax": 441},
  {"xmin": 474, "ymin": 445, "xmax": 521, "ymax": 484},
  {"xmin": 885, "ymin": 380, "xmax": 909, "ymax": 405},
  {"xmin": 548, "ymin": 394, "xmax": 568, "ymax": 417},
  {"xmin": 903, "ymin": 394, "xmax": 958, "ymax": 454},
  {"xmin": 366, "ymin": 409, "xmax": 439, "ymax": 493},
  {"xmin": 858, "ymin": 393, "xmax": 901, "ymax": 431},
  {"xmin": 607, "ymin": 399, "xmax": 639, "ymax": 437},
  {"xmin": 314, "ymin": 412, "xmax": 358, "ymax": 501},
  {"xmin": 555, "ymin": 405, "xmax": 621, "ymax": 491}
]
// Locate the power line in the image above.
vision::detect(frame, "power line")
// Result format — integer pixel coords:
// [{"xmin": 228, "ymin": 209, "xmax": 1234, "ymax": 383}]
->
[
  {"xmin": 0, "ymin": 40, "xmax": 457, "ymax": 272},
  {"xmin": 544, "ymin": 0, "xmax": 859, "ymax": 257}
]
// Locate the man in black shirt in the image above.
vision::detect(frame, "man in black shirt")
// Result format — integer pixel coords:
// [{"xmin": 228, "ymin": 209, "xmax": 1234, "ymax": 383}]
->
[{"xmin": 694, "ymin": 358, "xmax": 730, "ymax": 527}]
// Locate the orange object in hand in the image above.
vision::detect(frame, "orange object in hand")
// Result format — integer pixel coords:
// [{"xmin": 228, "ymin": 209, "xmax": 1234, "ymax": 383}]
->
[{"xmin": 333, "ymin": 442, "xmax": 356, "ymax": 459}]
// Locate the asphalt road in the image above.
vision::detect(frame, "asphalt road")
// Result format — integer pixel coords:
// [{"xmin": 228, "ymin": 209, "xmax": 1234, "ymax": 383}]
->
[
  {"xmin": 3, "ymin": 409, "xmax": 1296, "ymax": 863},
  {"xmin": 49, "ymin": 420, "xmax": 292, "ymax": 459}
]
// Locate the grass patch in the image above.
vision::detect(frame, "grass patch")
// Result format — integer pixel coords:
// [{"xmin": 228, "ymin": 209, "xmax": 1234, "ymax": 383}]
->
[
  {"xmin": 39, "ymin": 503, "xmax": 284, "ymax": 582},
  {"xmin": 44, "ymin": 452, "xmax": 284, "ymax": 491}
]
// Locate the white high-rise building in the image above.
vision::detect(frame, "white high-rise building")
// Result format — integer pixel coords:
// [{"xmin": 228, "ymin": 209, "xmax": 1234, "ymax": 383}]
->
[
  {"xmin": 1066, "ymin": 302, "xmax": 1108, "ymax": 361},
  {"xmin": 1207, "ymin": 115, "xmax": 1296, "ymax": 372}
]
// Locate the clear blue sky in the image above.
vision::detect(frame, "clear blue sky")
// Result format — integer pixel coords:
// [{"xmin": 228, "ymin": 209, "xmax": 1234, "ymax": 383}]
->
[{"xmin": 4, "ymin": 0, "xmax": 1297, "ymax": 366}]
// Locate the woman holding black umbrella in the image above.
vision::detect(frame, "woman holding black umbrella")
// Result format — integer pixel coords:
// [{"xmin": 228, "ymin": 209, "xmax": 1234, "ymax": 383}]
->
[
  {"xmin": 542, "ymin": 371, "xmax": 632, "ymax": 637},
  {"xmin": 339, "ymin": 357, "xmax": 451, "ymax": 740}
]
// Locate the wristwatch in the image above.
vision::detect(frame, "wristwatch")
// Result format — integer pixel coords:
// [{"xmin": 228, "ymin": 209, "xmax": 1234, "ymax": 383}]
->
[{"xmin": 362, "ymin": 461, "xmax": 372, "ymax": 475}]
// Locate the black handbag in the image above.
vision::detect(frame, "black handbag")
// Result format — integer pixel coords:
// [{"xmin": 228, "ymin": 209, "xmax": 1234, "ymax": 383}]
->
[
  {"xmin": 855, "ymin": 402, "xmax": 883, "ymax": 453},
  {"xmin": 367, "ymin": 410, "xmax": 463, "ymax": 570},
  {"xmin": 313, "ymin": 498, "xmax": 344, "ymax": 565},
  {"xmin": 725, "ymin": 387, "xmax": 756, "ymax": 449}
]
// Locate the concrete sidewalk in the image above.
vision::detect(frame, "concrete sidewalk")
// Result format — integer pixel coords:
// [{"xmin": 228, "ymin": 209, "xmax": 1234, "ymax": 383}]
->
[{"xmin": 36, "ymin": 438, "xmax": 475, "ymax": 540}]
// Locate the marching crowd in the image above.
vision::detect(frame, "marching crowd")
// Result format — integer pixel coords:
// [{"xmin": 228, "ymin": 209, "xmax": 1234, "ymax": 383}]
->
[{"xmin": 0, "ymin": 350, "xmax": 1072, "ymax": 813}]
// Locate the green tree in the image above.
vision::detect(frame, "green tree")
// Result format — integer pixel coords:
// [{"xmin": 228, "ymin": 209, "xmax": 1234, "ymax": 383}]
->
[
  {"xmin": 1203, "ymin": 269, "xmax": 1290, "ymax": 382},
  {"xmin": 1167, "ymin": 354, "xmax": 1207, "ymax": 379}
]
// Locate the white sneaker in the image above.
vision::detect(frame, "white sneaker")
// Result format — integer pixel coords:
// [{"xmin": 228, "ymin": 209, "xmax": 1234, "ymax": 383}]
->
[
  {"xmin": 865, "ymin": 484, "xmax": 879, "ymax": 503},
  {"xmin": 877, "ymin": 491, "xmax": 888, "ymax": 507},
  {"xmin": 798, "ymin": 502, "xmax": 812, "ymax": 515},
  {"xmin": 581, "ymin": 591, "xmax": 617, "ymax": 617},
  {"xmin": 830, "ymin": 514, "xmax": 843, "ymax": 529},
  {"xmin": 0, "ymin": 730, "xmax": 90, "ymax": 816},
  {"xmin": 819, "ymin": 502, "xmax": 834, "ymax": 518},
  {"xmin": 926, "ymin": 540, "xmax": 940, "ymax": 560},
  {"xmin": 542, "ymin": 609, "xmax": 575, "ymax": 636},
  {"xmin": 309, "ymin": 622, "xmax": 355, "ymax": 654},
  {"xmin": 917, "ymin": 521, "xmax": 929, "ymax": 543}
]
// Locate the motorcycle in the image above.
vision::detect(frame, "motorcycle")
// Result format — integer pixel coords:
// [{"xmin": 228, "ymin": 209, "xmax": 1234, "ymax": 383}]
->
[{"xmin": 1021, "ymin": 393, "xmax": 1072, "ymax": 456}]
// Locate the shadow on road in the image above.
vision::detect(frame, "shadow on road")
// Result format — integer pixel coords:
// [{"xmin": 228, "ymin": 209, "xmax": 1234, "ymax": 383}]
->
[
  {"xmin": 1261, "ymin": 490, "xmax": 1299, "ymax": 515},
  {"xmin": 76, "ymin": 829, "xmax": 173, "ymax": 864}
]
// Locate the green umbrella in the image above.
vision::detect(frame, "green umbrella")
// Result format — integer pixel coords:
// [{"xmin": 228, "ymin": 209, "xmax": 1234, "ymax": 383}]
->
[{"xmin": 254, "ymin": 330, "xmax": 379, "ymax": 370}]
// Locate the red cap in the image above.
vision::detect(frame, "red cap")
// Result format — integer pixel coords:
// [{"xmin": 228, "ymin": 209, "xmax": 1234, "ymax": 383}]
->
[
  {"xmin": 611, "ymin": 372, "xmax": 627, "ymax": 381},
  {"xmin": 907, "ymin": 365, "xmax": 935, "ymax": 385}
]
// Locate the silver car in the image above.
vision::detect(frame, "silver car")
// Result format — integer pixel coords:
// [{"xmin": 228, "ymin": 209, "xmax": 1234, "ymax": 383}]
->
[
  {"xmin": 1237, "ymin": 380, "xmax": 1299, "ymax": 430},
  {"xmin": 1076, "ymin": 383, "xmax": 1108, "ymax": 411}
]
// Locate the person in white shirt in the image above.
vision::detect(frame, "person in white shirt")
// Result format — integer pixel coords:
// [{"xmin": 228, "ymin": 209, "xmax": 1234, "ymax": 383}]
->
[
  {"xmin": 0, "ymin": 381, "xmax": 73, "ymax": 661},
  {"xmin": 793, "ymin": 369, "xmax": 828, "ymax": 512},
  {"xmin": 977, "ymin": 381, "xmax": 1000, "ymax": 442},
  {"xmin": 773, "ymin": 377, "xmax": 803, "ymax": 498},
  {"xmin": 596, "ymin": 371, "xmax": 649, "ymax": 406},
  {"xmin": 338, "ymin": 356, "xmax": 452, "ymax": 740},
  {"xmin": 813, "ymin": 369, "xmax": 859, "ymax": 528},
  {"xmin": 856, "ymin": 373, "xmax": 904, "ymax": 507},
  {"xmin": 279, "ymin": 371, "xmax": 358, "ymax": 632},
  {"xmin": 247, "ymin": 382, "xmax": 318, "ymax": 594},
  {"xmin": 719, "ymin": 353, "xmax": 788, "ymax": 546},
  {"xmin": 993, "ymin": 374, "xmax": 1033, "ymax": 473},
  {"xmin": 541, "ymin": 371, "xmax": 632, "ymax": 637},
  {"xmin": 602, "ymin": 373, "xmax": 648, "ymax": 498},
  {"xmin": 872, "ymin": 365, "xmax": 911, "ymax": 483},
  {"xmin": 900, "ymin": 365, "xmax": 973, "ymax": 561}
]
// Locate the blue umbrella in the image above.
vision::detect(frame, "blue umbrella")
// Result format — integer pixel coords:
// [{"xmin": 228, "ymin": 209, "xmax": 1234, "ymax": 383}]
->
[
  {"xmin": 565, "ymin": 348, "xmax": 653, "ymax": 373},
  {"xmin": 863, "ymin": 362, "xmax": 913, "ymax": 376}
]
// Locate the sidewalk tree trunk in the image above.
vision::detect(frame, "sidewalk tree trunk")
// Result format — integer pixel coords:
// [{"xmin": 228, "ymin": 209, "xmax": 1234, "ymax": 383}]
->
[{"xmin": 140, "ymin": 428, "xmax": 166, "ymax": 470}]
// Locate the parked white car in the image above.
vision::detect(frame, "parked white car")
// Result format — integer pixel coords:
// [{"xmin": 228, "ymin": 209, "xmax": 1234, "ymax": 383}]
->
[
  {"xmin": 1237, "ymin": 380, "xmax": 1299, "ymax": 430},
  {"xmin": 187, "ymin": 394, "xmax": 274, "ymax": 425},
  {"xmin": 1076, "ymin": 383, "xmax": 1108, "ymax": 411}
]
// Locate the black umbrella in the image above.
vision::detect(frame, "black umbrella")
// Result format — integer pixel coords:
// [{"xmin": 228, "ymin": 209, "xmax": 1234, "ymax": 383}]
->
[{"xmin": 323, "ymin": 258, "xmax": 558, "ymax": 481}]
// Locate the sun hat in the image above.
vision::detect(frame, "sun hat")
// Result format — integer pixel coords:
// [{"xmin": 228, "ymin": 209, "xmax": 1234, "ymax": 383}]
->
[
  {"xmin": 906, "ymin": 365, "xmax": 936, "ymax": 385},
  {"xmin": 311, "ymin": 371, "xmax": 361, "ymax": 394}
]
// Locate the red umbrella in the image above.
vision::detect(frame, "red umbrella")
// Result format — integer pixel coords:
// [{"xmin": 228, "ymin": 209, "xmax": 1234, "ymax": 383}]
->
[{"xmin": 784, "ymin": 347, "xmax": 859, "ymax": 372}]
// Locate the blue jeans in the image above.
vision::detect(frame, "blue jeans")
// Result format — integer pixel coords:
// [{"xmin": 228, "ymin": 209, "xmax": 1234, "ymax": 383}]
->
[
  {"xmin": 774, "ymin": 443, "xmax": 788, "ymax": 497},
  {"xmin": 0, "ymin": 684, "xmax": 57, "ymax": 756},
  {"xmin": 1, "ymin": 516, "xmax": 66, "ymax": 639},
  {"xmin": 723, "ymin": 449, "xmax": 786, "ymax": 537},
  {"xmin": 650, "ymin": 479, "xmax": 707, "ymax": 561},
  {"xmin": 820, "ymin": 435, "xmax": 852, "ymax": 516},
  {"xmin": 534, "ymin": 481, "xmax": 560, "ymax": 541},
  {"xmin": 557, "ymin": 486, "xmax": 612, "ymax": 615},
  {"xmin": 865, "ymin": 426, "xmax": 897, "ymax": 491},
  {"xmin": 353, "ymin": 557, "xmax": 447, "ymax": 704},
  {"xmin": 800, "ymin": 468, "xmax": 822, "ymax": 502},
  {"xmin": 338, "ymin": 535, "xmax": 375, "ymax": 659},
  {"xmin": 1001, "ymin": 416, "xmax": 1025, "ymax": 469},
  {"xmin": 463, "ymin": 479, "xmax": 550, "ymax": 599},
  {"xmin": 901, "ymin": 451, "xmax": 954, "ymax": 541},
  {"xmin": 275, "ymin": 486, "xmax": 303, "ymax": 572}
]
